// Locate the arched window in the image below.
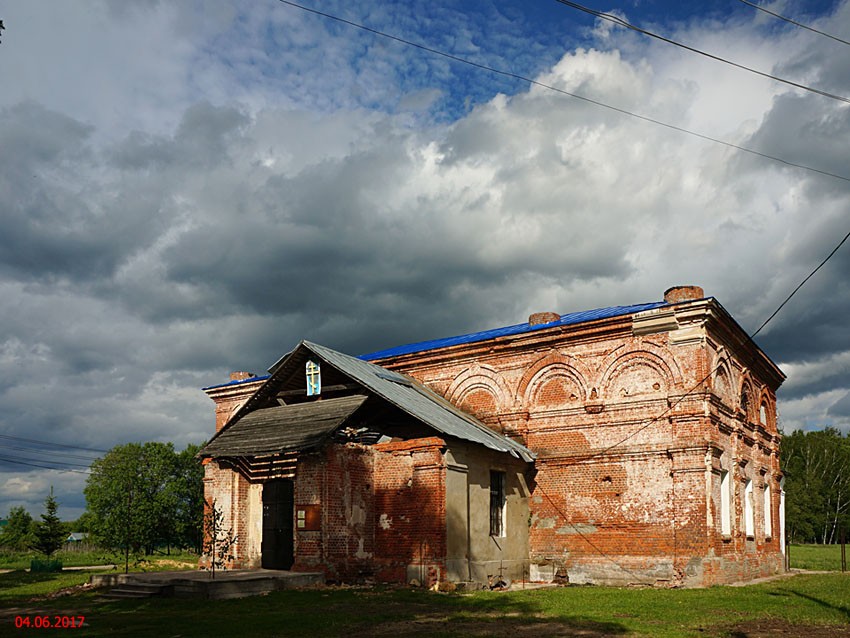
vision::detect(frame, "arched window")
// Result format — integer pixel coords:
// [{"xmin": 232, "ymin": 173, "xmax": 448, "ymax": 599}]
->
[
  {"xmin": 306, "ymin": 360, "xmax": 321, "ymax": 397},
  {"xmin": 740, "ymin": 387, "xmax": 751, "ymax": 420},
  {"xmin": 713, "ymin": 367, "xmax": 731, "ymax": 402},
  {"xmin": 759, "ymin": 402, "xmax": 768, "ymax": 426}
]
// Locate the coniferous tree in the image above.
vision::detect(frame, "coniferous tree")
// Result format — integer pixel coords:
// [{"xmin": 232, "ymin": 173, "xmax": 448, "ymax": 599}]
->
[{"xmin": 31, "ymin": 488, "xmax": 66, "ymax": 560}]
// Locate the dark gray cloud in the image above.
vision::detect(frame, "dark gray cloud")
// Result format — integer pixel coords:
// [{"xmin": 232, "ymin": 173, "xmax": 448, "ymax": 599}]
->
[
  {"xmin": 828, "ymin": 391, "xmax": 850, "ymax": 418},
  {"xmin": 0, "ymin": 103, "xmax": 172, "ymax": 285},
  {"xmin": 1, "ymin": 0, "xmax": 850, "ymax": 520}
]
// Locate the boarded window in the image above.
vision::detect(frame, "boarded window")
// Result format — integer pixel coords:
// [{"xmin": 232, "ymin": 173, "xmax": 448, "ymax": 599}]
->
[
  {"xmin": 744, "ymin": 479, "xmax": 754, "ymax": 537},
  {"xmin": 489, "ymin": 470, "xmax": 506, "ymax": 537}
]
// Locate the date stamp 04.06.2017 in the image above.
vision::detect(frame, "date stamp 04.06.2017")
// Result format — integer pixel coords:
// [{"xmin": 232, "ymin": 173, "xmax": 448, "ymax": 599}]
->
[{"xmin": 14, "ymin": 616, "xmax": 85, "ymax": 629}]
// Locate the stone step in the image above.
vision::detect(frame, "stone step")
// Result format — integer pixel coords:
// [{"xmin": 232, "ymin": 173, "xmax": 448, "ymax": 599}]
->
[{"xmin": 101, "ymin": 582, "xmax": 170, "ymax": 600}]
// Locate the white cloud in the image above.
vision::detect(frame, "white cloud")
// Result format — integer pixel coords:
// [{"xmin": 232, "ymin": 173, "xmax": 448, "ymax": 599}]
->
[
  {"xmin": 780, "ymin": 351, "xmax": 850, "ymax": 394},
  {"xmin": 777, "ymin": 389, "xmax": 850, "ymax": 434},
  {"xmin": 1, "ymin": 0, "xmax": 850, "ymax": 519}
]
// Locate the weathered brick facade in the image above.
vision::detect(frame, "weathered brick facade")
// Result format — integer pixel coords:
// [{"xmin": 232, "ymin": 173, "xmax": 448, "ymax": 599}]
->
[
  {"xmin": 290, "ymin": 438, "xmax": 448, "ymax": 583},
  {"xmin": 201, "ymin": 286, "xmax": 784, "ymax": 587},
  {"xmin": 371, "ymin": 286, "xmax": 785, "ymax": 586}
]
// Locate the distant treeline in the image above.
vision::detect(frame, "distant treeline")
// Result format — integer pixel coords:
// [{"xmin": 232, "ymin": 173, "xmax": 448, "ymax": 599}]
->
[
  {"xmin": 0, "ymin": 441, "xmax": 204, "ymax": 559},
  {"xmin": 782, "ymin": 428, "xmax": 850, "ymax": 545}
]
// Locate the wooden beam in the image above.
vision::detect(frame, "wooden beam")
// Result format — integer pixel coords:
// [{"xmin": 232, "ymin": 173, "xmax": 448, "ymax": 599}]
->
[{"xmin": 276, "ymin": 383, "xmax": 362, "ymax": 398}]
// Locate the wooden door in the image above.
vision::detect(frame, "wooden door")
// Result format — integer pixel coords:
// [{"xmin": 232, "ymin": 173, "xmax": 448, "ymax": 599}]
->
[{"xmin": 262, "ymin": 479, "xmax": 294, "ymax": 569}]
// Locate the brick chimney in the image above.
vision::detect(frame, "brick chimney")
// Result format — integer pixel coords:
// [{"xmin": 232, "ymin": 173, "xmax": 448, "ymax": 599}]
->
[
  {"xmin": 204, "ymin": 372, "xmax": 265, "ymax": 432},
  {"xmin": 664, "ymin": 286, "xmax": 705, "ymax": 304},
  {"xmin": 529, "ymin": 312, "xmax": 561, "ymax": 326}
]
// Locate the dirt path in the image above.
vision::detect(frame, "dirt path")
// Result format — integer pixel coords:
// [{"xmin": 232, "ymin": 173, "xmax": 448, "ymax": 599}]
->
[
  {"xmin": 722, "ymin": 619, "xmax": 850, "ymax": 637},
  {"xmin": 726, "ymin": 569, "xmax": 835, "ymax": 587}
]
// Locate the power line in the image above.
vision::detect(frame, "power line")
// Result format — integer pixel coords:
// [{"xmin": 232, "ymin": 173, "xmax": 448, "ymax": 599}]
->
[
  {"xmin": 0, "ymin": 443, "xmax": 101, "ymax": 463},
  {"xmin": 0, "ymin": 432, "xmax": 108, "ymax": 454},
  {"xmin": 525, "ymin": 223, "xmax": 850, "ymax": 574},
  {"xmin": 534, "ymin": 481, "xmax": 656, "ymax": 584},
  {"xmin": 0, "ymin": 451, "xmax": 93, "ymax": 469},
  {"xmin": 752, "ymin": 228, "xmax": 850, "ymax": 338},
  {"xmin": 737, "ymin": 0, "xmax": 850, "ymax": 47},
  {"xmin": 572, "ymin": 225, "xmax": 850, "ymax": 462},
  {"xmin": 0, "ymin": 455, "xmax": 92, "ymax": 475},
  {"xmin": 275, "ymin": 0, "xmax": 850, "ymax": 184},
  {"xmin": 552, "ymin": 0, "xmax": 850, "ymax": 105}
]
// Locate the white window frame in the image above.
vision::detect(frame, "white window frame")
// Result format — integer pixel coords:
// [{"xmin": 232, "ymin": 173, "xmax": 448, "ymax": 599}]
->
[
  {"xmin": 764, "ymin": 483, "xmax": 772, "ymax": 538},
  {"xmin": 306, "ymin": 359, "xmax": 321, "ymax": 397},
  {"xmin": 720, "ymin": 470, "xmax": 732, "ymax": 536},
  {"xmin": 744, "ymin": 479, "xmax": 754, "ymax": 537}
]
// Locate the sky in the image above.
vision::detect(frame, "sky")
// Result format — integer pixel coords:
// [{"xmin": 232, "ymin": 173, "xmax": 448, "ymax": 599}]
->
[{"xmin": 0, "ymin": 0, "xmax": 849, "ymax": 520}]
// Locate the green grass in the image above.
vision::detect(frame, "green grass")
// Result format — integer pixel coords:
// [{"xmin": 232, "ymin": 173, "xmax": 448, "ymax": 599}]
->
[
  {"xmin": 0, "ymin": 548, "xmax": 198, "ymax": 571},
  {"xmin": 0, "ymin": 572, "xmax": 847, "ymax": 637},
  {"xmin": 0, "ymin": 570, "xmax": 94, "ymax": 600},
  {"xmin": 789, "ymin": 543, "xmax": 848, "ymax": 571}
]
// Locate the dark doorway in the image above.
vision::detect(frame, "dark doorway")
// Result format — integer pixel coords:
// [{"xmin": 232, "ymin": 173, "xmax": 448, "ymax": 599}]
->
[{"xmin": 262, "ymin": 479, "xmax": 294, "ymax": 570}]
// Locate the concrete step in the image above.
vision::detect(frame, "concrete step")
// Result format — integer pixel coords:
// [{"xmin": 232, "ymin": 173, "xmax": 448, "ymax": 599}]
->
[{"xmin": 100, "ymin": 582, "xmax": 171, "ymax": 600}]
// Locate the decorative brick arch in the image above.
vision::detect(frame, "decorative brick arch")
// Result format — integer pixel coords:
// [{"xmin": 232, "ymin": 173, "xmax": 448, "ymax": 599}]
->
[
  {"xmin": 516, "ymin": 350, "xmax": 592, "ymax": 410},
  {"xmin": 711, "ymin": 349, "xmax": 734, "ymax": 407},
  {"xmin": 446, "ymin": 364, "xmax": 510, "ymax": 419},
  {"xmin": 599, "ymin": 346, "xmax": 682, "ymax": 401},
  {"xmin": 757, "ymin": 387, "xmax": 775, "ymax": 430},
  {"xmin": 739, "ymin": 374, "xmax": 755, "ymax": 423}
]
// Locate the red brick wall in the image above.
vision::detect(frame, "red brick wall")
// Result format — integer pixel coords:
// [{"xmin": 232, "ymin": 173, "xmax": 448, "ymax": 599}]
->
[
  {"xmin": 204, "ymin": 379, "xmax": 265, "ymax": 432},
  {"xmin": 202, "ymin": 382, "xmax": 450, "ymax": 583},
  {"xmin": 375, "ymin": 299, "xmax": 784, "ymax": 586},
  {"xmin": 291, "ymin": 439, "xmax": 447, "ymax": 585},
  {"xmin": 200, "ymin": 460, "xmax": 251, "ymax": 569},
  {"xmin": 201, "ymin": 297, "xmax": 783, "ymax": 586},
  {"xmin": 373, "ymin": 439, "xmax": 447, "ymax": 584}
]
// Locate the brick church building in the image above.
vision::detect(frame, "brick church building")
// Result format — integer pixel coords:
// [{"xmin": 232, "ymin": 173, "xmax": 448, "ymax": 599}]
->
[{"xmin": 199, "ymin": 286, "xmax": 785, "ymax": 587}]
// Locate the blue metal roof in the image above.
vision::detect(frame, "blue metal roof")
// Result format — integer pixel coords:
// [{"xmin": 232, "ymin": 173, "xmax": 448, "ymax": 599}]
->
[
  {"xmin": 360, "ymin": 300, "xmax": 669, "ymax": 361},
  {"xmin": 202, "ymin": 374, "xmax": 271, "ymax": 392}
]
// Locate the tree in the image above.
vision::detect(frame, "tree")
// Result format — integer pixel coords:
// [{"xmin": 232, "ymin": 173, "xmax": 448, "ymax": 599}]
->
[
  {"xmin": 170, "ymin": 443, "xmax": 205, "ymax": 552},
  {"xmin": 30, "ymin": 489, "xmax": 66, "ymax": 560},
  {"xmin": 0, "ymin": 506, "xmax": 35, "ymax": 550},
  {"xmin": 781, "ymin": 428, "xmax": 850, "ymax": 544},
  {"xmin": 201, "ymin": 498, "xmax": 237, "ymax": 579},
  {"xmin": 84, "ymin": 441, "xmax": 204, "ymax": 568}
]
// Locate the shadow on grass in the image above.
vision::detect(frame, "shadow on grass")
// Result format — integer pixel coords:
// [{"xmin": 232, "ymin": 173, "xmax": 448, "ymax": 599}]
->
[
  {"xmin": 76, "ymin": 587, "xmax": 630, "ymax": 638},
  {"xmin": 341, "ymin": 590, "xmax": 629, "ymax": 637},
  {"xmin": 0, "ymin": 570, "xmax": 65, "ymax": 588},
  {"xmin": 0, "ymin": 582, "xmax": 632, "ymax": 638},
  {"xmin": 788, "ymin": 589, "xmax": 850, "ymax": 622}
]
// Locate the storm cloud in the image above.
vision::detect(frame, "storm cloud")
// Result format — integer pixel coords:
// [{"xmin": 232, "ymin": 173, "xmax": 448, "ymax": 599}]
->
[{"xmin": 1, "ymin": 0, "xmax": 848, "ymax": 518}]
